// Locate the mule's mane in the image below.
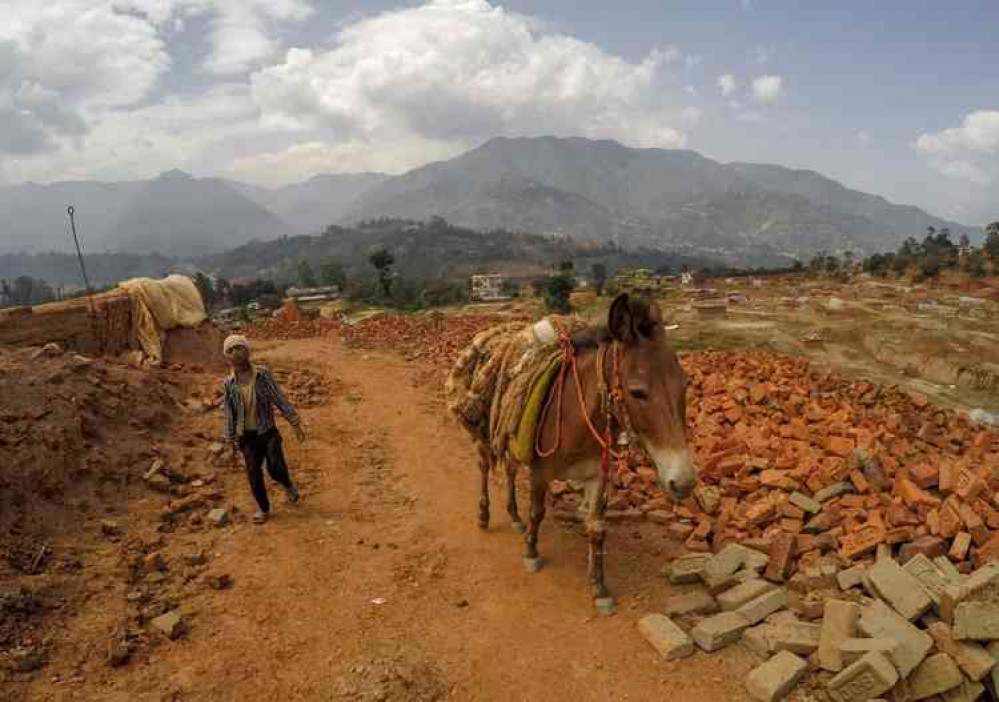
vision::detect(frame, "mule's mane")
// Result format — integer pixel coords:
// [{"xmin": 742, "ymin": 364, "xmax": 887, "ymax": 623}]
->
[{"xmin": 570, "ymin": 325, "xmax": 611, "ymax": 350}]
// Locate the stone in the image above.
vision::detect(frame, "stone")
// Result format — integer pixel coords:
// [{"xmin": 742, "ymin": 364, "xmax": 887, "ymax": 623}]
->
[
  {"xmin": 143, "ymin": 552, "xmax": 166, "ymax": 573},
  {"xmin": 107, "ymin": 639, "xmax": 132, "ymax": 668},
  {"xmin": 746, "ymin": 651, "xmax": 809, "ymax": 702},
  {"xmin": 691, "ymin": 612, "xmax": 751, "ymax": 652},
  {"xmin": 702, "ymin": 544, "xmax": 766, "ymax": 583},
  {"xmin": 638, "ymin": 614, "xmax": 694, "ymax": 661},
  {"xmin": 789, "ymin": 492, "xmax": 821, "ymax": 515},
  {"xmin": 185, "ymin": 551, "xmax": 208, "ymax": 567},
  {"xmin": 867, "ymin": 557, "xmax": 934, "ymax": 621},
  {"xmin": 150, "ymin": 611, "xmax": 186, "ymax": 640},
  {"xmin": 771, "ymin": 621, "xmax": 821, "ymax": 655},
  {"xmin": 908, "ymin": 653, "xmax": 963, "ymax": 699},
  {"xmin": 695, "ymin": 485, "xmax": 722, "ymax": 515},
  {"xmin": 858, "ymin": 600, "xmax": 934, "ymax": 678},
  {"xmin": 819, "ymin": 599, "xmax": 861, "ymax": 673},
  {"xmin": 207, "ymin": 574, "xmax": 233, "ymax": 590},
  {"xmin": 837, "ymin": 566, "xmax": 868, "ymax": 591},
  {"xmin": 147, "ymin": 473, "xmax": 171, "ymax": 493},
  {"xmin": 954, "ymin": 602, "xmax": 999, "ymax": 640},
  {"xmin": 926, "ymin": 622, "xmax": 996, "ymax": 682},
  {"xmin": 838, "ymin": 638, "xmax": 899, "ymax": 666},
  {"xmin": 987, "ymin": 642, "xmax": 999, "ymax": 697},
  {"xmin": 719, "ymin": 579, "xmax": 778, "ymax": 611},
  {"xmin": 815, "ymin": 482, "xmax": 855, "ymax": 503},
  {"xmin": 669, "ymin": 553, "xmax": 712, "ymax": 584},
  {"xmin": 904, "ymin": 554, "xmax": 951, "ymax": 606},
  {"xmin": 208, "ymin": 508, "xmax": 230, "ymax": 527},
  {"xmin": 827, "ymin": 652, "xmax": 899, "ymax": 702},
  {"xmin": 940, "ymin": 680, "xmax": 986, "ymax": 702},
  {"xmin": 662, "ymin": 592, "xmax": 718, "ymax": 617},
  {"xmin": 737, "ymin": 589, "xmax": 789, "ymax": 626}
]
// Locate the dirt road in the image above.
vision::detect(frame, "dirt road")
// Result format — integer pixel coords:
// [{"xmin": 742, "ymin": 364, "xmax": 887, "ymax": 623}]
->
[{"xmin": 24, "ymin": 336, "xmax": 755, "ymax": 702}]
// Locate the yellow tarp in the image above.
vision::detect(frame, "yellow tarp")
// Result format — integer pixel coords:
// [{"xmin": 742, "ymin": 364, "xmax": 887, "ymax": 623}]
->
[
  {"xmin": 119, "ymin": 275, "xmax": 207, "ymax": 366},
  {"xmin": 509, "ymin": 356, "xmax": 562, "ymax": 465}
]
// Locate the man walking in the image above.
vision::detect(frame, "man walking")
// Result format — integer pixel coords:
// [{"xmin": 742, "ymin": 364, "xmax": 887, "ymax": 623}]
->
[{"xmin": 221, "ymin": 334, "xmax": 305, "ymax": 524}]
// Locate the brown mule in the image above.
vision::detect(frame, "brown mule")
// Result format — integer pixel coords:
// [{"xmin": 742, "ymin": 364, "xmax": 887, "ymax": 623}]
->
[{"xmin": 464, "ymin": 294, "xmax": 697, "ymax": 613}]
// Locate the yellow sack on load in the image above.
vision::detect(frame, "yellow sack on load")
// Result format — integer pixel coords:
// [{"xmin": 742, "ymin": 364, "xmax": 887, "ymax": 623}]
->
[
  {"xmin": 509, "ymin": 356, "xmax": 562, "ymax": 466},
  {"xmin": 119, "ymin": 275, "xmax": 207, "ymax": 366}
]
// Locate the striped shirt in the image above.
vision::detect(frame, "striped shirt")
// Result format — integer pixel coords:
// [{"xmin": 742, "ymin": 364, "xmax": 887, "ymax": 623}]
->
[{"xmin": 222, "ymin": 365, "xmax": 300, "ymax": 443}]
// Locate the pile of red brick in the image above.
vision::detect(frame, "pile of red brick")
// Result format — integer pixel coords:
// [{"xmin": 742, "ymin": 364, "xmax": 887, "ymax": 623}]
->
[
  {"xmin": 589, "ymin": 350, "xmax": 999, "ymax": 578},
  {"xmin": 246, "ymin": 312, "xmax": 999, "ymax": 576}
]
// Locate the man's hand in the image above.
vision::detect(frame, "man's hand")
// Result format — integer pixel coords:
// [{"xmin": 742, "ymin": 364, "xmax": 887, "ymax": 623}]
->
[{"xmin": 293, "ymin": 425, "xmax": 307, "ymax": 444}]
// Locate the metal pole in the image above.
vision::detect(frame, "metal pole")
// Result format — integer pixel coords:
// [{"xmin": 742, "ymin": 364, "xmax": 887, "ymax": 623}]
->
[
  {"xmin": 67, "ymin": 205, "xmax": 102, "ymax": 351},
  {"xmin": 67, "ymin": 206, "xmax": 94, "ymax": 299}
]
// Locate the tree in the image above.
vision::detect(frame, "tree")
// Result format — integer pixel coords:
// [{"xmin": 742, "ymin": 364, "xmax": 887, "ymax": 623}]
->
[
  {"xmin": 534, "ymin": 273, "xmax": 576, "ymax": 314},
  {"xmin": 368, "ymin": 247, "xmax": 395, "ymax": 297},
  {"xmin": 297, "ymin": 260, "xmax": 317, "ymax": 288},
  {"xmin": 319, "ymin": 258, "xmax": 347, "ymax": 288},
  {"xmin": 590, "ymin": 262, "xmax": 607, "ymax": 296},
  {"xmin": 558, "ymin": 260, "xmax": 575, "ymax": 273},
  {"xmin": 985, "ymin": 222, "xmax": 999, "ymax": 260},
  {"xmin": 967, "ymin": 250, "xmax": 987, "ymax": 279}
]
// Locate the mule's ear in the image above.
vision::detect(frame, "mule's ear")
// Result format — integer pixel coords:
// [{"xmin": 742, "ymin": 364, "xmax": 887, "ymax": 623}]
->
[{"xmin": 608, "ymin": 293, "xmax": 635, "ymax": 342}]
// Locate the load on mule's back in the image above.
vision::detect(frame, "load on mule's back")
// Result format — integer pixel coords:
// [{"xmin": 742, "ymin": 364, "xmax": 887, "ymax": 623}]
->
[{"xmin": 445, "ymin": 293, "xmax": 696, "ymax": 612}]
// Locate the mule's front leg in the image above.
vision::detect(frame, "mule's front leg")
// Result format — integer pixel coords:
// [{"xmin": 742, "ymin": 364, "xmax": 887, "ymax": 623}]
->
[
  {"xmin": 504, "ymin": 459, "xmax": 525, "ymax": 534},
  {"xmin": 584, "ymin": 477, "xmax": 615, "ymax": 615},
  {"xmin": 523, "ymin": 474, "xmax": 547, "ymax": 573}
]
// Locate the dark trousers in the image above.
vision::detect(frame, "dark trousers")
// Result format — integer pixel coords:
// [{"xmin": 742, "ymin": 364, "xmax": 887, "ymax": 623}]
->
[{"xmin": 238, "ymin": 428, "xmax": 293, "ymax": 513}]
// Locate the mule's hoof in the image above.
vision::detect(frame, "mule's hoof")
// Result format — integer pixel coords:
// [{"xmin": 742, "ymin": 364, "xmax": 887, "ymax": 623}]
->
[
  {"xmin": 511, "ymin": 521, "xmax": 526, "ymax": 534},
  {"xmin": 477, "ymin": 518, "xmax": 489, "ymax": 531},
  {"xmin": 594, "ymin": 597, "xmax": 617, "ymax": 616},
  {"xmin": 523, "ymin": 557, "xmax": 543, "ymax": 574}
]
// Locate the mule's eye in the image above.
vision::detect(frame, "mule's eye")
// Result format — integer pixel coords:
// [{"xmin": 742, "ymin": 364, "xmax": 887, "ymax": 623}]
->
[{"xmin": 629, "ymin": 387, "xmax": 650, "ymax": 400}]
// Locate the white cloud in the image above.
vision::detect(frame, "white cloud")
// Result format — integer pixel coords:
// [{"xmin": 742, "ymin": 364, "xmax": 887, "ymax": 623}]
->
[
  {"xmin": 857, "ymin": 130, "xmax": 872, "ymax": 147},
  {"xmin": 250, "ymin": 0, "xmax": 690, "ymax": 158},
  {"xmin": 754, "ymin": 46, "xmax": 774, "ymax": 64},
  {"xmin": 717, "ymin": 74, "xmax": 737, "ymax": 96},
  {"xmin": 201, "ymin": 0, "xmax": 314, "ymax": 75},
  {"xmin": 916, "ymin": 110, "xmax": 999, "ymax": 185},
  {"xmin": 751, "ymin": 74, "xmax": 784, "ymax": 105},
  {"xmin": 681, "ymin": 107, "xmax": 702, "ymax": 126}
]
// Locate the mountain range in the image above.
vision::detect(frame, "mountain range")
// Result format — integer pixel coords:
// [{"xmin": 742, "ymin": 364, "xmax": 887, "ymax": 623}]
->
[{"xmin": 0, "ymin": 136, "xmax": 979, "ymax": 263}]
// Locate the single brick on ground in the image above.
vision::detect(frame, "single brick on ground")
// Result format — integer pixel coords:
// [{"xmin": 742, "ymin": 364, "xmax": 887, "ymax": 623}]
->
[
  {"xmin": 941, "ymin": 680, "xmax": 986, "ymax": 702},
  {"xmin": 838, "ymin": 638, "xmax": 898, "ymax": 666},
  {"xmin": 837, "ymin": 566, "xmax": 867, "ymax": 591},
  {"xmin": 638, "ymin": 614, "xmax": 694, "ymax": 661},
  {"xmin": 908, "ymin": 653, "xmax": 964, "ymax": 699},
  {"xmin": 827, "ymin": 651, "xmax": 899, "ymax": 702},
  {"xmin": 866, "ymin": 557, "xmax": 933, "ymax": 621},
  {"xmin": 737, "ymin": 589, "xmax": 789, "ymax": 626},
  {"xmin": 691, "ymin": 612, "xmax": 751, "ymax": 652},
  {"xmin": 669, "ymin": 553, "xmax": 712, "ymax": 583},
  {"xmin": 818, "ymin": 599, "xmax": 860, "ymax": 673},
  {"xmin": 662, "ymin": 591, "xmax": 719, "ymax": 617},
  {"xmin": 746, "ymin": 651, "xmax": 809, "ymax": 702},
  {"xmin": 719, "ymin": 579, "xmax": 777, "ymax": 611},
  {"xmin": 771, "ymin": 621, "xmax": 821, "ymax": 655}
]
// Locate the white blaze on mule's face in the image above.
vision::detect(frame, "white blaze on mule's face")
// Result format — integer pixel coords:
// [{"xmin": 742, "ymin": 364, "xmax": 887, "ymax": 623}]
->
[{"xmin": 649, "ymin": 446, "xmax": 697, "ymax": 500}]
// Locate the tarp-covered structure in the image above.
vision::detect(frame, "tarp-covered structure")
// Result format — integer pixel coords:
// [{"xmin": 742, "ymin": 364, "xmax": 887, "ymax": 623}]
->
[{"xmin": 118, "ymin": 275, "xmax": 207, "ymax": 366}]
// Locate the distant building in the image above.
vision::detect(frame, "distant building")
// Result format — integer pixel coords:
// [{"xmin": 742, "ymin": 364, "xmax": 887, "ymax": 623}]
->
[
  {"xmin": 470, "ymin": 274, "xmax": 508, "ymax": 302},
  {"xmin": 285, "ymin": 285, "xmax": 341, "ymax": 303}
]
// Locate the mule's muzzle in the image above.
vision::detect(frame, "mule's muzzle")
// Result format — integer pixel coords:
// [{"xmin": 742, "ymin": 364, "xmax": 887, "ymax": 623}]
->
[{"xmin": 652, "ymin": 448, "xmax": 697, "ymax": 501}]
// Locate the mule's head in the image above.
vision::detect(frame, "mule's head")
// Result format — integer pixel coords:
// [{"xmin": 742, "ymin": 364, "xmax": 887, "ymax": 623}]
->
[{"xmin": 607, "ymin": 293, "xmax": 696, "ymax": 500}]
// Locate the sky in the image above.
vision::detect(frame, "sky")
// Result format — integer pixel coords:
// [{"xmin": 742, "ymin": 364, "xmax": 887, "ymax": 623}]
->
[{"xmin": 1, "ymin": 0, "xmax": 997, "ymax": 224}]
